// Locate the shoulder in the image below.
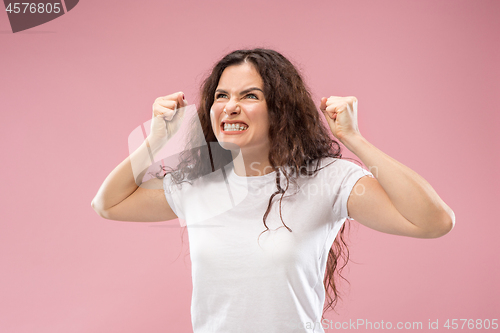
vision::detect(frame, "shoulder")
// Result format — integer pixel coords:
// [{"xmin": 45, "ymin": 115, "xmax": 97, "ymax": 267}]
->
[
  {"xmin": 316, "ymin": 157, "xmax": 370, "ymax": 176},
  {"xmin": 162, "ymin": 168, "xmax": 191, "ymax": 193},
  {"xmin": 163, "ymin": 164, "xmax": 229, "ymax": 193},
  {"xmin": 289, "ymin": 157, "xmax": 371, "ymax": 189},
  {"xmin": 311, "ymin": 158, "xmax": 374, "ymax": 197}
]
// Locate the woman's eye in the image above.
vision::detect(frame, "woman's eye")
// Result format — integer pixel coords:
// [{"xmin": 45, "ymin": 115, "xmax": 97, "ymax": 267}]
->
[{"xmin": 215, "ymin": 93, "xmax": 258, "ymax": 99}]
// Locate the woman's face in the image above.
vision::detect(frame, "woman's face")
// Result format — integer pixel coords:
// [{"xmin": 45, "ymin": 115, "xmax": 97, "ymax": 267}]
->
[{"xmin": 210, "ymin": 62, "xmax": 270, "ymax": 155}]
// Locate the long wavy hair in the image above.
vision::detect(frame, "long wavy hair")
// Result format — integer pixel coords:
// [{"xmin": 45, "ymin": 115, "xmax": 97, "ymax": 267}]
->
[{"xmin": 159, "ymin": 48, "xmax": 351, "ymax": 317}]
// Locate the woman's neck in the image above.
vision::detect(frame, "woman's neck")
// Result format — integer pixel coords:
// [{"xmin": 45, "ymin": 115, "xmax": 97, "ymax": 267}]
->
[{"xmin": 231, "ymin": 148, "xmax": 274, "ymax": 177}]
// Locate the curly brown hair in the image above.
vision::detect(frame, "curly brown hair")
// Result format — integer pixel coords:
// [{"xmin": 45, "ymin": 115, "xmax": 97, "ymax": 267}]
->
[{"xmin": 160, "ymin": 48, "xmax": 351, "ymax": 318}]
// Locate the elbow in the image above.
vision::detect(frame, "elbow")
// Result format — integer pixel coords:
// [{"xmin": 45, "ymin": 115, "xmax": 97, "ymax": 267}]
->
[
  {"xmin": 446, "ymin": 208, "xmax": 456, "ymax": 232},
  {"xmin": 427, "ymin": 209, "xmax": 455, "ymax": 238},
  {"xmin": 440, "ymin": 206, "xmax": 456, "ymax": 236},
  {"xmin": 91, "ymin": 199, "xmax": 110, "ymax": 219}
]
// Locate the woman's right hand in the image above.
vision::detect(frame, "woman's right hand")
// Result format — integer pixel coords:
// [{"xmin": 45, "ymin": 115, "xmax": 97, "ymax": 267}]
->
[{"xmin": 149, "ymin": 91, "xmax": 187, "ymax": 147}]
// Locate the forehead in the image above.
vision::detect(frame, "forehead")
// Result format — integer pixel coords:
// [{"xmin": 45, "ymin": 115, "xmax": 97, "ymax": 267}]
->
[{"xmin": 217, "ymin": 63, "xmax": 263, "ymax": 89}]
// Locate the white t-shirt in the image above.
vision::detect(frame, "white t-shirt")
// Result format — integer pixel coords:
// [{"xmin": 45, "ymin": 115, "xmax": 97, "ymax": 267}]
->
[{"xmin": 163, "ymin": 157, "xmax": 373, "ymax": 333}]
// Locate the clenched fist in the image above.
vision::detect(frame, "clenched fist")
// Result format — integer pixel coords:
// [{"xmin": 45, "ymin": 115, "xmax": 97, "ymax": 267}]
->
[
  {"xmin": 149, "ymin": 91, "xmax": 187, "ymax": 148},
  {"xmin": 319, "ymin": 96, "xmax": 360, "ymax": 142}
]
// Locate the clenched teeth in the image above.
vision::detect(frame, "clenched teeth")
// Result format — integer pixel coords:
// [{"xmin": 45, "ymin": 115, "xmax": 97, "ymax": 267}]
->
[{"xmin": 223, "ymin": 123, "xmax": 248, "ymax": 131}]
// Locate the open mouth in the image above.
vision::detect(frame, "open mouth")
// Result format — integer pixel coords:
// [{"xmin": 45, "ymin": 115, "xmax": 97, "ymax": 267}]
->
[{"xmin": 221, "ymin": 121, "xmax": 248, "ymax": 133}]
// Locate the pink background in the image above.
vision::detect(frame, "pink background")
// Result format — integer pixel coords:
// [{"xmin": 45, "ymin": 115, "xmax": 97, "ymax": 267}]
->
[{"xmin": 1, "ymin": 0, "xmax": 498, "ymax": 332}]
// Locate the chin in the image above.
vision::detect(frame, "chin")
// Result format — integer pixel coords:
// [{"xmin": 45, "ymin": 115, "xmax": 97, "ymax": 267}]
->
[{"xmin": 216, "ymin": 140, "xmax": 241, "ymax": 151}]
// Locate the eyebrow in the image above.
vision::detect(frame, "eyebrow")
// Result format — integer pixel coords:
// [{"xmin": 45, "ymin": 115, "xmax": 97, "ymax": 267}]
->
[{"xmin": 215, "ymin": 87, "xmax": 264, "ymax": 95}]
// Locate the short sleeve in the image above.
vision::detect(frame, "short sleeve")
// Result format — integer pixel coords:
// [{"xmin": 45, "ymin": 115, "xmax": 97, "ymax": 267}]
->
[
  {"xmin": 162, "ymin": 173, "xmax": 186, "ymax": 223},
  {"xmin": 337, "ymin": 160, "xmax": 374, "ymax": 220}
]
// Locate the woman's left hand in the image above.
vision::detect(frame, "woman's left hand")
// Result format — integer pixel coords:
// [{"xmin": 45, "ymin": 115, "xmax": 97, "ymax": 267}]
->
[{"xmin": 320, "ymin": 96, "xmax": 361, "ymax": 142}]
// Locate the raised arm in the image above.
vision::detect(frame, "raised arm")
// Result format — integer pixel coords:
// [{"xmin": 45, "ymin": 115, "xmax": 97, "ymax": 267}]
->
[
  {"xmin": 91, "ymin": 92, "xmax": 186, "ymax": 222},
  {"xmin": 320, "ymin": 96, "xmax": 455, "ymax": 238}
]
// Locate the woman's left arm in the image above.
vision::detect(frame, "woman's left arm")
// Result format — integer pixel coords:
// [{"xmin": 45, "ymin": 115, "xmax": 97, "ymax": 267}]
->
[{"xmin": 320, "ymin": 96, "xmax": 455, "ymax": 238}]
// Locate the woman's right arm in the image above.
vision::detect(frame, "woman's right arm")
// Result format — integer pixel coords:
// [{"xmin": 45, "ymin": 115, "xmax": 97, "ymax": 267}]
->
[{"xmin": 91, "ymin": 92, "xmax": 186, "ymax": 222}]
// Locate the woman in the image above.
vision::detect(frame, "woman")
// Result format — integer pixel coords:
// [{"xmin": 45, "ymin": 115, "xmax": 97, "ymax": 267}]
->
[{"xmin": 91, "ymin": 48, "xmax": 455, "ymax": 333}]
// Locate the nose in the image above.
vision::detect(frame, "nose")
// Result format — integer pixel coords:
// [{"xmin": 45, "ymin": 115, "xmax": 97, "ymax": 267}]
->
[{"xmin": 223, "ymin": 99, "xmax": 240, "ymax": 115}]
